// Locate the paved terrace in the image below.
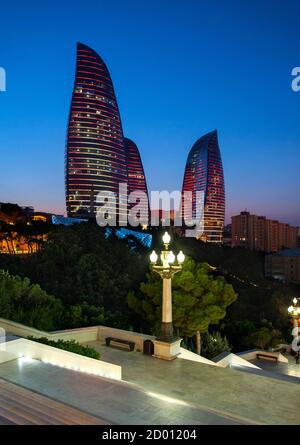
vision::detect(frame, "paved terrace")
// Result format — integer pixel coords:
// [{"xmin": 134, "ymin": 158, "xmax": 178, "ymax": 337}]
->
[
  {"xmin": 81, "ymin": 341, "xmax": 300, "ymax": 425},
  {"xmin": 0, "ymin": 358, "xmax": 242, "ymax": 425},
  {"xmin": 1, "ymin": 337, "xmax": 300, "ymax": 424}
]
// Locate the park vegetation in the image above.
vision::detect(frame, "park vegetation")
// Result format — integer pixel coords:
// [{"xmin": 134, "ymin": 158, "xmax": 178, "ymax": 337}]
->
[
  {"xmin": 27, "ymin": 337, "xmax": 100, "ymax": 359},
  {"xmin": 0, "ymin": 205, "xmax": 299, "ymax": 356}
]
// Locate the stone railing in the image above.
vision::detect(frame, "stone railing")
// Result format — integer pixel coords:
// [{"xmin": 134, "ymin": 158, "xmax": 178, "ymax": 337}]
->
[{"xmin": 0, "ymin": 318, "xmax": 155, "ymax": 352}]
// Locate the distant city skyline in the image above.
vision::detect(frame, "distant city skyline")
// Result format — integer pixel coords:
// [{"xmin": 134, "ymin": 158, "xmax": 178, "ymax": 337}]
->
[{"xmin": 0, "ymin": 0, "xmax": 300, "ymax": 225}]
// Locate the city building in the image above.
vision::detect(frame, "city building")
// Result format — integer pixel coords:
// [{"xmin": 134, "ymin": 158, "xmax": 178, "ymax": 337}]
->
[
  {"xmin": 297, "ymin": 227, "xmax": 300, "ymax": 248},
  {"xmin": 265, "ymin": 248, "xmax": 300, "ymax": 284},
  {"xmin": 65, "ymin": 43, "xmax": 148, "ymax": 225},
  {"xmin": 181, "ymin": 130, "xmax": 225, "ymax": 243},
  {"xmin": 231, "ymin": 211, "xmax": 298, "ymax": 252},
  {"xmin": 65, "ymin": 43, "xmax": 128, "ymax": 220},
  {"xmin": 124, "ymin": 137, "xmax": 149, "ymax": 225}
]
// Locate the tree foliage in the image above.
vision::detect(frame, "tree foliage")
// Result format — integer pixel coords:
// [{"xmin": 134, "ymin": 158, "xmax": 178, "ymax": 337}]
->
[
  {"xmin": 201, "ymin": 331, "xmax": 231, "ymax": 359},
  {"xmin": 128, "ymin": 256, "xmax": 237, "ymax": 338},
  {"xmin": 0, "ymin": 269, "xmax": 63, "ymax": 331},
  {"xmin": 0, "ymin": 222, "xmax": 148, "ymax": 329}
]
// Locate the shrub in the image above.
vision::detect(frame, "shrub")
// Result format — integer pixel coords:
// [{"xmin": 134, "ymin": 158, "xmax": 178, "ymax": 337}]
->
[
  {"xmin": 201, "ymin": 331, "xmax": 231, "ymax": 359},
  {"xmin": 27, "ymin": 336, "xmax": 100, "ymax": 359}
]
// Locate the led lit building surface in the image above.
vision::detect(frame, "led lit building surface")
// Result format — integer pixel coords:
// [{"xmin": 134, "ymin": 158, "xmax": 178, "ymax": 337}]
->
[
  {"xmin": 181, "ymin": 130, "xmax": 225, "ymax": 243},
  {"xmin": 124, "ymin": 137, "xmax": 149, "ymax": 224},
  {"xmin": 65, "ymin": 43, "xmax": 128, "ymax": 220}
]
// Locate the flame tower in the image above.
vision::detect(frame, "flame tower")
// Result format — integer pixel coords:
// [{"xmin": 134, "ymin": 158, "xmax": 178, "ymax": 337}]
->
[
  {"xmin": 65, "ymin": 43, "xmax": 127, "ymax": 219},
  {"xmin": 181, "ymin": 130, "xmax": 225, "ymax": 243},
  {"xmin": 124, "ymin": 137, "xmax": 149, "ymax": 223}
]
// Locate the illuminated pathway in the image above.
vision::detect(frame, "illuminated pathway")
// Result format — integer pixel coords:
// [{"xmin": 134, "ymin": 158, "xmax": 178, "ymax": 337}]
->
[{"xmin": 0, "ymin": 358, "xmax": 247, "ymax": 425}]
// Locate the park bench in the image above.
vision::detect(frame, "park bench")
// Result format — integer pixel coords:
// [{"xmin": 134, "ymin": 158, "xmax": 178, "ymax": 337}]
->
[
  {"xmin": 105, "ymin": 337, "xmax": 135, "ymax": 352},
  {"xmin": 256, "ymin": 353, "xmax": 278, "ymax": 362}
]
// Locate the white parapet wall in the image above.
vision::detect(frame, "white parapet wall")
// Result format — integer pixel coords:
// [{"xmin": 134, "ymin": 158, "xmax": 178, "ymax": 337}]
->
[
  {"xmin": 0, "ymin": 318, "xmax": 49, "ymax": 339},
  {"xmin": 3, "ymin": 338, "xmax": 122, "ymax": 380},
  {"xmin": 178, "ymin": 347, "xmax": 217, "ymax": 366},
  {"xmin": 97, "ymin": 326, "xmax": 155, "ymax": 352},
  {"xmin": 51, "ymin": 326, "xmax": 99, "ymax": 343},
  {"xmin": 0, "ymin": 318, "xmax": 155, "ymax": 352},
  {"xmin": 214, "ymin": 352, "xmax": 261, "ymax": 369},
  {"xmin": 238, "ymin": 350, "xmax": 288, "ymax": 363}
]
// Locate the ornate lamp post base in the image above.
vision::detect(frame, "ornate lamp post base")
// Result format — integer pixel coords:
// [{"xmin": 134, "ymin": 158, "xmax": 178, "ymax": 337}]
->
[
  {"xmin": 153, "ymin": 338, "xmax": 182, "ymax": 361},
  {"xmin": 149, "ymin": 232, "xmax": 185, "ymax": 361},
  {"xmin": 157, "ymin": 321, "xmax": 176, "ymax": 343}
]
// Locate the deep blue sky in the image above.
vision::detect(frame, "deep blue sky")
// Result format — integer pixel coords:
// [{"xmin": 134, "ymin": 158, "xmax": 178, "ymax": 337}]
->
[{"xmin": 0, "ymin": 0, "xmax": 299, "ymax": 224}]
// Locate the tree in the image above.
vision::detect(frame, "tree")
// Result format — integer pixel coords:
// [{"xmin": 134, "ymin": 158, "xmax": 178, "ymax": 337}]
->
[
  {"xmin": 0, "ymin": 222, "xmax": 149, "ymax": 329},
  {"xmin": 201, "ymin": 331, "xmax": 231, "ymax": 359},
  {"xmin": 0, "ymin": 269, "xmax": 63, "ymax": 331},
  {"xmin": 246, "ymin": 320, "xmax": 285, "ymax": 350},
  {"xmin": 128, "ymin": 256, "xmax": 237, "ymax": 354}
]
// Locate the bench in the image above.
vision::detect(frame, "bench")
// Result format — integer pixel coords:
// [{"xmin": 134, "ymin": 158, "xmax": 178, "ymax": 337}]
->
[
  {"xmin": 105, "ymin": 337, "xmax": 135, "ymax": 352},
  {"xmin": 256, "ymin": 353, "xmax": 278, "ymax": 362}
]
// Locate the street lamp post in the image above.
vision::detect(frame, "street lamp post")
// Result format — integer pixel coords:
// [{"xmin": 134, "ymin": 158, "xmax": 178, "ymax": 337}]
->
[
  {"xmin": 149, "ymin": 232, "xmax": 185, "ymax": 360},
  {"xmin": 288, "ymin": 298, "xmax": 300, "ymax": 340}
]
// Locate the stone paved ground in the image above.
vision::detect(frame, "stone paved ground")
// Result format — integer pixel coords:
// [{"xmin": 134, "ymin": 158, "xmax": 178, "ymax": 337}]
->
[
  {"xmin": 83, "ymin": 341, "xmax": 300, "ymax": 425},
  {"xmin": 0, "ymin": 358, "xmax": 245, "ymax": 425}
]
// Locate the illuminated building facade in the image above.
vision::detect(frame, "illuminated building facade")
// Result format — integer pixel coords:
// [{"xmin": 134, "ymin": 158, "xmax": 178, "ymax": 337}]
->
[
  {"xmin": 65, "ymin": 43, "xmax": 128, "ymax": 220},
  {"xmin": 124, "ymin": 137, "xmax": 149, "ymax": 224},
  {"xmin": 232, "ymin": 211, "xmax": 298, "ymax": 252},
  {"xmin": 181, "ymin": 130, "xmax": 225, "ymax": 243}
]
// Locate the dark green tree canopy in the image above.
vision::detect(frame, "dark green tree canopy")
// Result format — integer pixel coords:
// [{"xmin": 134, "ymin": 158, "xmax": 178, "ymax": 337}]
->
[{"xmin": 128, "ymin": 256, "xmax": 237, "ymax": 337}]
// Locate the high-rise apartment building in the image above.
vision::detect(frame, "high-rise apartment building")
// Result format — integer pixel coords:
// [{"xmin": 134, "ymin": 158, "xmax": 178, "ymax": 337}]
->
[{"xmin": 231, "ymin": 211, "xmax": 298, "ymax": 252}]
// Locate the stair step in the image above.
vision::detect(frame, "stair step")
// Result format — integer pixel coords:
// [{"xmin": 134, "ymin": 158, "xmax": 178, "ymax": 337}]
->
[{"xmin": 0, "ymin": 379, "xmax": 108, "ymax": 425}]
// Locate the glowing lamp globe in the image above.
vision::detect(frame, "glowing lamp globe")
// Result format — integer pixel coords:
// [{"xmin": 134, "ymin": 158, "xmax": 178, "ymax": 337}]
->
[
  {"xmin": 288, "ymin": 306, "xmax": 294, "ymax": 314},
  {"xmin": 162, "ymin": 232, "xmax": 171, "ymax": 245},
  {"xmin": 293, "ymin": 298, "xmax": 298, "ymax": 305},
  {"xmin": 150, "ymin": 250, "xmax": 158, "ymax": 264},
  {"xmin": 177, "ymin": 251, "xmax": 185, "ymax": 264},
  {"xmin": 167, "ymin": 251, "xmax": 175, "ymax": 263}
]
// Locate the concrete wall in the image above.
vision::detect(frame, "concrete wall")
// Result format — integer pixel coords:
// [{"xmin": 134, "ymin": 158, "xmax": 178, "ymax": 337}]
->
[
  {"xmin": 238, "ymin": 350, "xmax": 288, "ymax": 363},
  {"xmin": 0, "ymin": 318, "xmax": 155, "ymax": 352},
  {"xmin": 178, "ymin": 347, "xmax": 217, "ymax": 366},
  {"xmin": 3, "ymin": 338, "xmax": 122, "ymax": 380},
  {"xmin": 51, "ymin": 326, "xmax": 99, "ymax": 343},
  {"xmin": 215, "ymin": 353, "xmax": 261, "ymax": 369},
  {"xmin": 0, "ymin": 318, "xmax": 156, "ymax": 353},
  {"xmin": 97, "ymin": 326, "xmax": 155, "ymax": 352},
  {"xmin": 0, "ymin": 318, "xmax": 49, "ymax": 339}
]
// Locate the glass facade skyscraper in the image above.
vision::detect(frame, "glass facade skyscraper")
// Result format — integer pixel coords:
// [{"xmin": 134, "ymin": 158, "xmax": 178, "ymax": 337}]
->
[
  {"xmin": 181, "ymin": 130, "xmax": 225, "ymax": 243},
  {"xmin": 65, "ymin": 43, "xmax": 128, "ymax": 219},
  {"xmin": 124, "ymin": 137, "xmax": 149, "ymax": 223}
]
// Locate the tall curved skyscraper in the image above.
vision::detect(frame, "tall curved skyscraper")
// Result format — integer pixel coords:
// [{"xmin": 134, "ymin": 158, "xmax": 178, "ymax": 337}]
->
[
  {"xmin": 65, "ymin": 42, "xmax": 128, "ymax": 219},
  {"xmin": 181, "ymin": 130, "xmax": 225, "ymax": 243},
  {"xmin": 124, "ymin": 137, "xmax": 149, "ymax": 223}
]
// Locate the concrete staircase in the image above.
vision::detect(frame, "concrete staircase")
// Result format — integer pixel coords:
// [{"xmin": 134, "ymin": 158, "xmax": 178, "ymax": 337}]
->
[{"xmin": 0, "ymin": 379, "xmax": 109, "ymax": 425}]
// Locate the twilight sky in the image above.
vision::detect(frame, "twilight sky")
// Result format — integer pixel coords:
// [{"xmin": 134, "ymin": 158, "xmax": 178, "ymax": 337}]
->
[{"xmin": 0, "ymin": 0, "xmax": 299, "ymax": 225}]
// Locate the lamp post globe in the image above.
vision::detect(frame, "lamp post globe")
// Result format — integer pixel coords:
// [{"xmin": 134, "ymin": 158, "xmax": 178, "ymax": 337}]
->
[{"xmin": 150, "ymin": 232, "xmax": 184, "ymax": 354}]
